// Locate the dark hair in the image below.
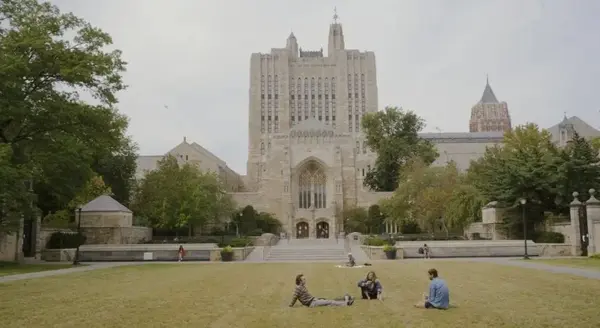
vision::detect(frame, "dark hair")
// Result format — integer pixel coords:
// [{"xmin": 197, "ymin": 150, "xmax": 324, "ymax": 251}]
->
[
  {"xmin": 428, "ymin": 268, "xmax": 438, "ymax": 278},
  {"xmin": 179, "ymin": 245, "xmax": 184, "ymax": 251},
  {"xmin": 295, "ymin": 274, "xmax": 304, "ymax": 286}
]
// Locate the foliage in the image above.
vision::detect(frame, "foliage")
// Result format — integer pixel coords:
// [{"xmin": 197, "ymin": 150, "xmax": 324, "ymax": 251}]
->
[
  {"xmin": 44, "ymin": 175, "xmax": 111, "ymax": 225},
  {"xmin": 394, "ymin": 234, "xmax": 465, "ymax": 241},
  {"xmin": 131, "ymin": 155, "xmax": 236, "ymax": 235},
  {"xmin": 45, "ymin": 231, "xmax": 86, "ymax": 249},
  {"xmin": 92, "ymin": 137, "xmax": 138, "ymax": 207},
  {"xmin": 361, "ymin": 106, "xmax": 438, "ymax": 191},
  {"xmin": 555, "ymin": 131, "xmax": 600, "ymax": 207},
  {"xmin": 0, "ymin": 0, "xmax": 134, "ymax": 221},
  {"xmin": 382, "ymin": 244, "xmax": 397, "ymax": 252},
  {"xmin": 226, "ymin": 237, "xmax": 254, "ymax": 248},
  {"xmin": 468, "ymin": 124, "xmax": 561, "ymax": 231},
  {"xmin": 399, "ymin": 219, "xmax": 421, "ymax": 234},
  {"xmin": 366, "ymin": 204, "xmax": 385, "ymax": 234},
  {"xmin": 532, "ymin": 231, "xmax": 565, "ymax": 244},
  {"xmin": 363, "ymin": 236, "xmax": 386, "ymax": 246},
  {"xmin": 221, "ymin": 245, "xmax": 233, "ymax": 253},
  {"xmin": 0, "ymin": 145, "xmax": 30, "ymax": 234},
  {"xmin": 590, "ymin": 253, "xmax": 600, "ymax": 260},
  {"xmin": 382, "ymin": 158, "xmax": 477, "ymax": 231},
  {"xmin": 230, "ymin": 206, "xmax": 282, "ymax": 235},
  {"xmin": 342, "ymin": 206, "xmax": 369, "ymax": 233}
]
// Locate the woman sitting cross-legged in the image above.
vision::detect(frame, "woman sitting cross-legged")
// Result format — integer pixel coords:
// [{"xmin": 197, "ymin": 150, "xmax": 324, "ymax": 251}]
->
[{"xmin": 357, "ymin": 271, "xmax": 383, "ymax": 300}]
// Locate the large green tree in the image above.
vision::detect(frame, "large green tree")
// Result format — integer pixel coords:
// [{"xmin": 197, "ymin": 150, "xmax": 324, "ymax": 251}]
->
[
  {"xmin": 467, "ymin": 124, "xmax": 561, "ymax": 233},
  {"xmin": 131, "ymin": 156, "xmax": 236, "ymax": 235},
  {"xmin": 361, "ymin": 106, "xmax": 438, "ymax": 191},
  {"xmin": 556, "ymin": 131, "xmax": 600, "ymax": 206},
  {"xmin": 0, "ymin": 0, "xmax": 132, "ymax": 218}
]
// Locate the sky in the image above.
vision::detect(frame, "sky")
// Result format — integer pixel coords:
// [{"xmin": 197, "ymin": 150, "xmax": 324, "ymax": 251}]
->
[{"xmin": 49, "ymin": 0, "xmax": 600, "ymax": 174}]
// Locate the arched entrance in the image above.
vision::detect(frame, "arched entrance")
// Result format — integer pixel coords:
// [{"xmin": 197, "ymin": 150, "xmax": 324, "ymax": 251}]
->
[
  {"xmin": 316, "ymin": 221, "xmax": 329, "ymax": 239},
  {"xmin": 296, "ymin": 222, "xmax": 309, "ymax": 239}
]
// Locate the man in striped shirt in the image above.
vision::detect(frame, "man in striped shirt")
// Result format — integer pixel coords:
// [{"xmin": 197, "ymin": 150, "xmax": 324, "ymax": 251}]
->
[{"xmin": 289, "ymin": 274, "xmax": 354, "ymax": 307}]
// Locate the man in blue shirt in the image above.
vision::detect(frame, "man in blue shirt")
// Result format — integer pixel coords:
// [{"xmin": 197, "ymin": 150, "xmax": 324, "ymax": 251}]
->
[{"xmin": 415, "ymin": 268, "xmax": 449, "ymax": 309}]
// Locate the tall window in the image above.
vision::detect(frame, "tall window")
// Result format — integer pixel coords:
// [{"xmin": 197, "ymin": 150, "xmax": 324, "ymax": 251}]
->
[{"xmin": 298, "ymin": 162, "xmax": 326, "ymax": 209}]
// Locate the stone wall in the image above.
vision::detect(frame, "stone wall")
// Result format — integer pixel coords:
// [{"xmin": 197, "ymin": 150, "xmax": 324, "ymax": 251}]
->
[
  {"xmin": 80, "ymin": 211, "xmax": 132, "ymax": 228},
  {"xmin": 547, "ymin": 222, "xmax": 573, "ymax": 244},
  {"xmin": 39, "ymin": 227, "xmax": 74, "ymax": 249},
  {"xmin": 81, "ymin": 226, "xmax": 152, "ymax": 245},
  {"xmin": 0, "ymin": 232, "xmax": 18, "ymax": 262}
]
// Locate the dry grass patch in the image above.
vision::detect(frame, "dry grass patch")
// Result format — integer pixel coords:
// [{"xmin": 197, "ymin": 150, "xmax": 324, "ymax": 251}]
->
[
  {"xmin": 534, "ymin": 258, "xmax": 600, "ymax": 270},
  {"xmin": 1, "ymin": 261, "xmax": 599, "ymax": 328},
  {"xmin": 0, "ymin": 261, "xmax": 75, "ymax": 277}
]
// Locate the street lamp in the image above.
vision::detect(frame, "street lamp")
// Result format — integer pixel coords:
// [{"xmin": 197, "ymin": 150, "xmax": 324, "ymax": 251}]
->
[
  {"xmin": 520, "ymin": 198, "xmax": 529, "ymax": 260},
  {"xmin": 73, "ymin": 205, "xmax": 83, "ymax": 265}
]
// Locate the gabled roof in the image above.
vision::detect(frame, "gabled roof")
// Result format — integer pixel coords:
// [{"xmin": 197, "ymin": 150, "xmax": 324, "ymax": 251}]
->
[
  {"xmin": 547, "ymin": 116, "xmax": 600, "ymax": 140},
  {"xmin": 81, "ymin": 195, "xmax": 132, "ymax": 213}
]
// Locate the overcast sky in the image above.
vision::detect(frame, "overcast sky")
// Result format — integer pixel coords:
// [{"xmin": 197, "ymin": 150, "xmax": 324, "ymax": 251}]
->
[{"xmin": 50, "ymin": 0, "xmax": 600, "ymax": 174}]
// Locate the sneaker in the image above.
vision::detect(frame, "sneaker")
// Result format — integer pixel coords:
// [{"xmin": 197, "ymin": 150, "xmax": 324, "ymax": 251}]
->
[{"xmin": 345, "ymin": 294, "xmax": 354, "ymax": 306}]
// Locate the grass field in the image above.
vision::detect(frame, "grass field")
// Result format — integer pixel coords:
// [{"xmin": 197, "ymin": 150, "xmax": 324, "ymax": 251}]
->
[
  {"xmin": 0, "ymin": 262, "xmax": 75, "ymax": 277},
  {"xmin": 1, "ymin": 261, "xmax": 599, "ymax": 328},
  {"xmin": 535, "ymin": 258, "xmax": 600, "ymax": 270}
]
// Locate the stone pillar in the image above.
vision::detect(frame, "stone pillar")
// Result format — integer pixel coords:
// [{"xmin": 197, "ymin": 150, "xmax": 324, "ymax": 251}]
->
[
  {"xmin": 569, "ymin": 191, "xmax": 582, "ymax": 256},
  {"xmin": 14, "ymin": 216, "xmax": 25, "ymax": 263},
  {"xmin": 34, "ymin": 215, "xmax": 42, "ymax": 260},
  {"xmin": 585, "ymin": 189, "xmax": 600, "ymax": 255}
]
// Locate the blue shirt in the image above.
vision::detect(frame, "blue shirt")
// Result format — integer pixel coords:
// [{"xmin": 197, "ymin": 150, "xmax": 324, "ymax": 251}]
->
[{"xmin": 428, "ymin": 278, "xmax": 450, "ymax": 309}]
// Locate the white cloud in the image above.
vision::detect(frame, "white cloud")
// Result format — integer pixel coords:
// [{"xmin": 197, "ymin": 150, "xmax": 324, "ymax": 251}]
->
[{"xmin": 49, "ymin": 0, "xmax": 600, "ymax": 173}]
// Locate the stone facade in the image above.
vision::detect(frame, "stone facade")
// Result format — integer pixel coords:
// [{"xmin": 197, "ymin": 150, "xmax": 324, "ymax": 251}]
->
[
  {"xmin": 0, "ymin": 232, "xmax": 18, "ymax": 262},
  {"xmin": 469, "ymin": 78, "xmax": 512, "ymax": 133},
  {"xmin": 81, "ymin": 226, "xmax": 152, "ymax": 244}
]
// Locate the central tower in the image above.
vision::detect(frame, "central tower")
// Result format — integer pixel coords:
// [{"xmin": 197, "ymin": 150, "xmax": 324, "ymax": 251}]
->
[{"xmin": 246, "ymin": 12, "xmax": 379, "ymax": 191}]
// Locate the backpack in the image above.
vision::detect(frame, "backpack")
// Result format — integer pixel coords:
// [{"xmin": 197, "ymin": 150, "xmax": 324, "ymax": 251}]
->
[{"xmin": 418, "ymin": 247, "xmax": 424, "ymax": 254}]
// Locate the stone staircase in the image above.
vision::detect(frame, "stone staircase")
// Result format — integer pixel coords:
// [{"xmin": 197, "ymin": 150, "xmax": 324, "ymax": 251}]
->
[{"xmin": 263, "ymin": 238, "xmax": 348, "ymax": 262}]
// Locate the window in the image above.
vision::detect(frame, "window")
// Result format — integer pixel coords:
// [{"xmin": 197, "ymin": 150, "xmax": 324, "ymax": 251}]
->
[{"xmin": 298, "ymin": 162, "xmax": 327, "ymax": 209}]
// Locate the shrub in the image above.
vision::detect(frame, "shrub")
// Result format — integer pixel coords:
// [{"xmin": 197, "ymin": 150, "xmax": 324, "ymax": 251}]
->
[
  {"xmin": 589, "ymin": 253, "xmax": 600, "ymax": 260},
  {"xmin": 224, "ymin": 237, "xmax": 253, "ymax": 248},
  {"xmin": 400, "ymin": 220, "xmax": 421, "ymax": 234},
  {"xmin": 46, "ymin": 231, "xmax": 86, "ymax": 249},
  {"xmin": 363, "ymin": 236, "xmax": 386, "ymax": 246},
  {"xmin": 533, "ymin": 231, "xmax": 565, "ymax": 243},
  {"xmin": 383, "ymin": 244, "xmax": 396, "ymax": 252},
  {"xmin": 221, "ymin": 245, "xmax": 234, "ymax": 253}
]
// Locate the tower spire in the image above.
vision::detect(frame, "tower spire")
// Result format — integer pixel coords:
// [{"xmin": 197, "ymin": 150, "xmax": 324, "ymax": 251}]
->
[{"xmin": 333, "ymin": 7, "xmax": 339, "ymax": 23}]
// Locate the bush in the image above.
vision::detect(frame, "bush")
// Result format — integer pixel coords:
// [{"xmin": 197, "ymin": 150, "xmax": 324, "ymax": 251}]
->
[
  {"xmin": 221, "ymin": 245, "xmax": 233, "ymax": 253},
  {"xmin": 400, "ymin": 220, "xmax": 421, "ymax": 234},
  {"xmin": 46, "ymin": 231, "xmax": 86, "ymax": 249},
  {"xmin": 223, "ymin": 237, "xmax": 253, "ymax": 248},
  {"xmin": 383, "ymin": 244, "xmax": 396, "ymax": 252},
  {"xmin": 248, "ymin": 228, "xmax": 263, "ymax": 236},
  {"xmin": 533, "ymin": 231, "xmax": 565, "ymax": 243},
  {"xmin": 589, "ymin": 253, "xmax": 600, "ymax": 260},
  {"xmin": 393, "ymin": 234, "xmax": 465, "ymax": 242},
  {"xmin": 363, "ymin": 236, "xmax": 386, "ymax": 246}
]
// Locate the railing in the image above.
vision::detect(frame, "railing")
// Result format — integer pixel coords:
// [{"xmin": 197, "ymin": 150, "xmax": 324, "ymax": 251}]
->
[
  {"xmin": 242, "ymin": 240, "xmax": 253, "ymax": 260},
  {"xmin": 262, "ymin": 234, "xmax": 279, "ymax": 260}
]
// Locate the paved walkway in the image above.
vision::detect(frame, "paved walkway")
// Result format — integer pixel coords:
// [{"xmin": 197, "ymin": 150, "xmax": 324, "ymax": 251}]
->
[
  {"xmin": 0, "ymin": 262, "xmax": 138, "ymax": 284},
  {"xmin": 480, "ymin": 258, "xmax": 600, "ymax": 280}
]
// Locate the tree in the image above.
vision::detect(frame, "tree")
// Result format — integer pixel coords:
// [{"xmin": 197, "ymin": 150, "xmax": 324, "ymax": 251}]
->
[
  {"xmin": 381, "ymin": 158, "xmax": 469, "ymax": 231},
  {"xmin": 361, "ymin": 106, "xmax": 438, "ymax": 191},
  {"xmin": 366, "ymin": 204, "xmax": 385, "ymax": 234},
  {"xmin": 0, "ymin": 0, "xmax": 131, "ymax": 219},
  {"xmin": 467, "ymin": 124, "xmax": 561, "ymax": 234},
  {"xmin": 256, "ymin": 212, "xmax": 282, "ymax": 234},
  {"xmin": 556, "ymin": 132, "xmax": 600, "ymax": 207},
  {"xmin": 44, "ymin": 175, "xmax": 112, "ymax": 226},
  {"xmin": 0, "ymin": 144, "xmax": 30, "ymax": 235},
  {"xmin": 343, "ymin": 207, "xmax": 368, "ymax": 234},
  {"xmin": 131, "ymin": 156, "xmax": 235, "ymax": 235},
  {"xmin": 93, "ymin": 137, "xmax": 138, "ymax": 207}
]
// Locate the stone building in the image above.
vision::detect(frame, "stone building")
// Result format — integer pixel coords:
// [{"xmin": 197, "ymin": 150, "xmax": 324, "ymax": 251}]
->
[
  {"xmin": 135, "ymin": 15, "xmax": 600, "ymax": 240},
  {"xmin": 469, "ymin": 78, "xmax": 512, "ymax": 133}
]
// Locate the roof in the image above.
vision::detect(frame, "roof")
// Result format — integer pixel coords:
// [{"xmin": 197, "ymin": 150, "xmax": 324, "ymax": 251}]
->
[
  {"xmin": 81, "ymin": 195, "xmax": 132, "ymax": 213},
  {"xmin": 480, "ymin": 79, "xmax": 499, "ymax": 104},
  {"xmin": 547, "ymin": 116, "xmax": 600, "ymax": 141}
]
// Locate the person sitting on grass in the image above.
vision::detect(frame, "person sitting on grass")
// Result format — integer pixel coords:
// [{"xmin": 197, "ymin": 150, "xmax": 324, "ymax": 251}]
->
[
  {"xmin": 346, "ymin": 253, "xmax": 356, "ymax": 267},
  {"xmin": 357, "ymin": 271, "xmax": 383, "ymax": 300},
  {"xmin": 414, "ymin": 268, "xmax": 449, "ymax": 309},
  {"xmin": 289, "ymin": 274, "xmax": 354, "ymax": 308}
]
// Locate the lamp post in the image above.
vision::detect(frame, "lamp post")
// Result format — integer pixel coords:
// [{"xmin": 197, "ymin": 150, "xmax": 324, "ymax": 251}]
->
[
  {"xmin": 520, "ymin": 198, "xmax": 529, "ymax": 260},
  {"xmin": 73, "ymin": 205, "xmax": 83, "ymax": 265}
]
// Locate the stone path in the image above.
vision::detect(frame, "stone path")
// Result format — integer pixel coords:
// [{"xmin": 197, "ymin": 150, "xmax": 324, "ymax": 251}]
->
[
  {"xmin": 480, "ymin": 258, "xmax": 600, "ymax": 280},
  {"xmin": 0, "ymin": 262, "xmax": 139, "ymax": 284}
]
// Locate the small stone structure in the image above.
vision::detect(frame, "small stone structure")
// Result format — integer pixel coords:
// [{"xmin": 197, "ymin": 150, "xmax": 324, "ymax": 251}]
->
[
  {"xmin": 569, "ymin": 190, "xmax": 600, "ymax": 256},
  {"xmin": 78, "ymin": 195, "xmax": 152, "ymax": 244}
]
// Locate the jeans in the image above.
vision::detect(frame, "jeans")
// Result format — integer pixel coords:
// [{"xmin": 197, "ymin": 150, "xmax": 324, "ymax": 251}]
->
[{"xmin": 310, "ymin": 299, "xmax": 347, "ymax": 307}]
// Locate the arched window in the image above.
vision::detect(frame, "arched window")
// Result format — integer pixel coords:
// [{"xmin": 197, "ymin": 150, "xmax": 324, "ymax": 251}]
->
[
  {"xmin": 298, "ymin": 162, "xmax": 326, "ymax": 209},
  {"xmin": 260, "ymin": 142, "xmax": 265, "ymax": 155}
]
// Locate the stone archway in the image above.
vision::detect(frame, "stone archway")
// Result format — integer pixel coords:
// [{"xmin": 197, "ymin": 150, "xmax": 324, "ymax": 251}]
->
[
  {"xmin": 296, "ymin": 222, "xmax": 309, "ymax": 239},
  {"xmin": 316, "ymin": 221, "xmax": 330, "ymax": 239}
]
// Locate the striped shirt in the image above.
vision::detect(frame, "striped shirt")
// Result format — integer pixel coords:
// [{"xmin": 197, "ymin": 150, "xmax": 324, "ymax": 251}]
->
[{"xmin": 290, "ymin": 284, "xmax": 314, "ymax": 307}]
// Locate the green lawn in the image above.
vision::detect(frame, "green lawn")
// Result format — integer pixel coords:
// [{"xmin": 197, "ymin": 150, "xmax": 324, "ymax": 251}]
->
[
  {"xmin": 534, "ymin": 258, "xmax": 600, "ymax": 270},
  {"xmin": 1, "ymin": 261, "xmax": 599, "ymax": 328},
  {"xmin": 0, "ymin": 261, "xmax": 76, "ymax": 277}
]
